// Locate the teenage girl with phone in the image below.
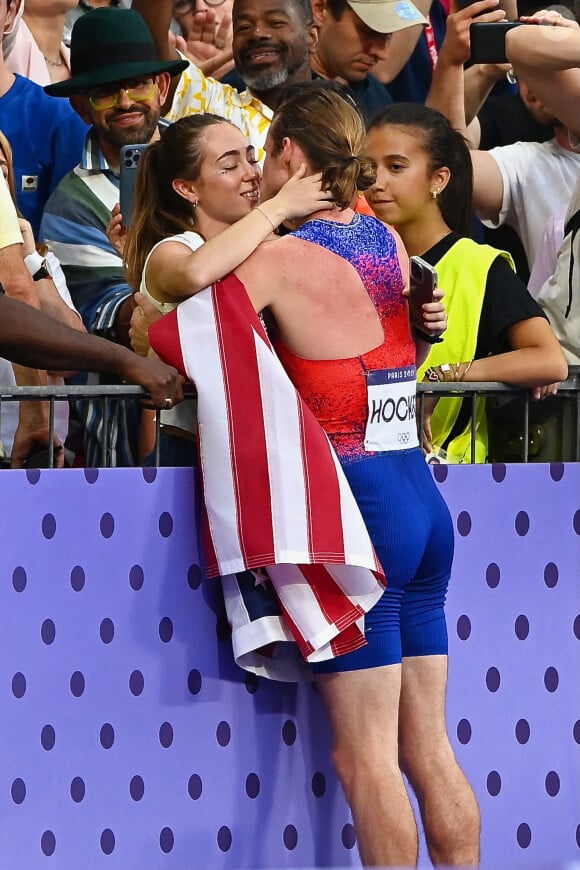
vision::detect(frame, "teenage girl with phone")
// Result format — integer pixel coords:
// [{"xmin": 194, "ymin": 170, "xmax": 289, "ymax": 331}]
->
[{"xmin": 364, "ymin": 102, "xmax": 567, "ymax": 461}]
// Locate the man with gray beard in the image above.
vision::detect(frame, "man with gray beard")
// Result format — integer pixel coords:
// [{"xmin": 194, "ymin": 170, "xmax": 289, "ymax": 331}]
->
[{"xmin": 134, "ymin": 0, "xmax": 318, "ymax": 158}]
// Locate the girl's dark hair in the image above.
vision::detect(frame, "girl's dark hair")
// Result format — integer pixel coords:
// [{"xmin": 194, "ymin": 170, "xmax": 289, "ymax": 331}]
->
[
  {"xmin": 269, "ymin": 83, "xmax": 376, "ymax": 209},
  {"xmin": 124, "ymin": 113, "xmax": 230, "ymax": 289},
  {"xmin": 367, "ymin": 103, "xmax": 474, "ymax": 236}
]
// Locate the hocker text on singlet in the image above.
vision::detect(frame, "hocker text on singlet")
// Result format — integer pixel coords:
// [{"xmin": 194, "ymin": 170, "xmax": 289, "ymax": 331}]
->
[{"xmin": 364, "ymin": 366, "xmax": 419, "ymax": 452}]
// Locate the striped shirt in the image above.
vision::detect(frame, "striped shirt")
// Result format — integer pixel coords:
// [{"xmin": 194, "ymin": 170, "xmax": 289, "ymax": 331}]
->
[{"xmin": 40, "ymin": 131, "xmax": 141, "ymax": 467}]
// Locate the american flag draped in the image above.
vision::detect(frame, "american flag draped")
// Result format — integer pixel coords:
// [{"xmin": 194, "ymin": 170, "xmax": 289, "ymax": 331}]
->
[{"xmin": 149, "ymin": 275, "xmax": 385, "ymax": 680}]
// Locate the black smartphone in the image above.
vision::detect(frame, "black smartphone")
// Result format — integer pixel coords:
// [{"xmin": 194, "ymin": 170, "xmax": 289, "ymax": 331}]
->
[
  {"xmin": 469, "ymin": 21, "xmax": 523, "ymax": 64},
  {"xmin": 119, "ymin": 144, "xmax": 148, "ymax": 228},
  {"xmin": 409, "ymin": 255, "xmax": 443, "ymax": 343},
  {"xmin": 409, "ymin": 255, "xmax": 437, "ymax": 319}
]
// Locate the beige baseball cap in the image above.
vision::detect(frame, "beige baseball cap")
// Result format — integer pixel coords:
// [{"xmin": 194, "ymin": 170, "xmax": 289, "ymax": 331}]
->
[{"xmin": 346, "ymin": 0, "xmax": 428, "ymax": 33}]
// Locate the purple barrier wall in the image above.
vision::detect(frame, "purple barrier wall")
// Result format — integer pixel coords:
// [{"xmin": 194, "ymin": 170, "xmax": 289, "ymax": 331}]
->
[{"xmin": 0, "ymin": 464, "xmax": 578, "ymax": 869}]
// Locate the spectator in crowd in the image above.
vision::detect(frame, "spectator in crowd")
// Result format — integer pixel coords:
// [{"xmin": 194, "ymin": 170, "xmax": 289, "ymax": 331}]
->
[
  {"xmin": 310, "ymin": 0, "xmax": 428, "ymax": 119},
  {"xmin": 506, "ymin": 10, "xmax": 580, "ymax": 364},
  {"xmin": 0, "ymin": 129, "xmax": 85, "ymax": 466},
  {"xmin": 0, "ymin": 169, "xmax": 182, "ymax": 463},
  {"xmin": 171, "ymin": 0, "xmax": 235, "ymax": 80},
  {"xmin": 5, "ymin": 0, "xmax": 76, "ymax": 85},
  {"xmin": 430, "ymin": 1, "xmax": 580, "ymax": 274},
  {"xmin": 134, "ymin": 0, "xmax": 316, "ymax": 158},
  {"xmin": 64, "ymin": 0, "xmax": 133, "ymax": 46},
  {"xmin": 40, "ymin": 7, "xmax": 188, "ymax": 466},
  {"xmin": 0, "ymin": 0, "xmax": 88, "ymax": 235},
  {"xmin": 364, "ymin": 103, "xmax": 567, "ymax": 462},
  {"xmin": 134, "ymin": 0, "xmax": 428, "ymax": 150}
]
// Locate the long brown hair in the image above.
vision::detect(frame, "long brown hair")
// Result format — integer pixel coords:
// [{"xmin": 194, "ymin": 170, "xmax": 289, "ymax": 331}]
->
[
  {"xmin": 268, "ymin": 83, "xmax": 376, "ymax": 209},
  {"xmin": 124, "ymin": 113, "xmax": 231, "ymax": 290}
]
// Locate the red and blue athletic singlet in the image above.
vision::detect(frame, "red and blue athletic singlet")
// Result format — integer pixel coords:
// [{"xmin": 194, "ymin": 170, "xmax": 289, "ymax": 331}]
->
[{"xmin": 275, "ymin": 214, "xmax": 454, "ymax": 670}]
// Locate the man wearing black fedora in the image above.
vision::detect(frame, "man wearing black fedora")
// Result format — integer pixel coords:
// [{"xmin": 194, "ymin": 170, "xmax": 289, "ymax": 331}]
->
[{"xmin": 39, "ymin": 7, "xmax": 188, "ymax": 467}]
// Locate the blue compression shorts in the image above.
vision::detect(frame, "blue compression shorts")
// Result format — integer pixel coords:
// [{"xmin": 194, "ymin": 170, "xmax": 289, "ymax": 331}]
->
[{"xmin": 312, "ymin": 448, "xmax": 454, "ymax": 673}]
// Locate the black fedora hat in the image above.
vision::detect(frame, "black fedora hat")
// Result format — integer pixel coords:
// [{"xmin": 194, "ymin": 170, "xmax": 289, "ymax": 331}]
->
[{"xmin": 45, "ymin": 7, "xmax": 188, "ymax": 98}]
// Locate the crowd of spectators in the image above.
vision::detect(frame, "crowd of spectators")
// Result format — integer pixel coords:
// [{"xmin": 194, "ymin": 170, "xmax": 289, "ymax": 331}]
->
[{"xmin": 0, "ymin": 0, "xmax": 577, "ymax": 467}]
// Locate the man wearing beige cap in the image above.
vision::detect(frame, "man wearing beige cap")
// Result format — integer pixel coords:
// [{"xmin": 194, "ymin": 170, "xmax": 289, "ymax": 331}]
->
[{"xmin": 312, "ymin": 0, "xmax": 429, "ymax": 118}]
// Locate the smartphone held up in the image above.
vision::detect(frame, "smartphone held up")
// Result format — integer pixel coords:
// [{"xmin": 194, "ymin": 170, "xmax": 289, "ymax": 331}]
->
[
  {"xmin": 119, "ymin": 144, "xmax": 148, "ymax": 228},
  {"xmin": 409, "ymin": 255, "xmax": 443, "ymax": 343}
]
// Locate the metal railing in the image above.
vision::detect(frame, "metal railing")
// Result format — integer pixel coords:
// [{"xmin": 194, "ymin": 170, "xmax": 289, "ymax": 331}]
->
[{"xmin": 1, "ymin": 369, "xmax": 579, "ymax": 467}]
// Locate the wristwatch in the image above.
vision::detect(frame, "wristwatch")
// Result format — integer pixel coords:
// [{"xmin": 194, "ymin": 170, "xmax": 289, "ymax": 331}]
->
[{"xmin": 24, "ymin": 251, "xmax": 51, "ymax": 281}]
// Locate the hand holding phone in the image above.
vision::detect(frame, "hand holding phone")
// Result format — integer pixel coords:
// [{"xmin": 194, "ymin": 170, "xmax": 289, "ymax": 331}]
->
[
  {"xmin": 409, "ymin": 256, "xmax": 444, "ymax": 344},
  {"xmin": 119, "ymin": 144, "xmax": 148, "ymax": 228}
]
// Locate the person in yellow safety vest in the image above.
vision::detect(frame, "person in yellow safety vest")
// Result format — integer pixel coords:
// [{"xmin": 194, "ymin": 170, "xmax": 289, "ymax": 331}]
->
[{"xmin": 364, "ymin": 102, "xmax": 568, "ymax": 462}]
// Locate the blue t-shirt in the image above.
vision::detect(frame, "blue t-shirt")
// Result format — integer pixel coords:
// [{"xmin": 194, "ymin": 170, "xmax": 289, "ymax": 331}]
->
[{"xmin": 0, "ymin": 75, "xmax": 88, "ymax": 236}]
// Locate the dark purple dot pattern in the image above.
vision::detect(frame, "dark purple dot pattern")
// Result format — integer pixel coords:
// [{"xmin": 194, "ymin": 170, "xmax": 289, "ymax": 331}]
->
[
  {"xmin": 486, "ymin": 563, "xmax": 500, "ymax": 588},
  {"xmin": 84, "ymin": 468, "xmax": 99, "ymax": 484},
  {"xmin": 100, "ymin": 724, "xmax": 115, "ymax": 749},
  {"xmin": 216, "ymin": 721, "xmax": 231, "ymax": 747},
  {"xmin": 517, "ymin": 823, "xmax": 531, "ymax": 848},
  {"xmin": 11, "ymin": 779, "xmax": 26, "ymax": 804},
  {"xmin": 1, "ymin": 459, "xmax": 577, "ymax": 868},
  {"xmin": 70, "ymin": 777, "xmax": 85, "ymax": 803},
  {"xmin": 282, "ymin": 720, "xmax": 297, "ymax": 746},
  {"xmin": 41, "ymin": 831, "xmax": 56, "ymax": 856},
  {"xmin": 456, "ymin": 511, "xmax": 472, "ymax": 537},
  {"xmin": 573, "ymin": 509, "xmax": 580, "ymax": 535},
  {"xmin": 217, "ymin": 826, "xmax": 232, "ymax": 852},
  {"xmin": 456, "ymin": 615, "xmax": 471, "ymax": 640},
  {"xmin": 514, "ymin": 615, "xmax": 529, "ymax": 640},
  {"xmin": 515, "ymin": 511, "xmax": 530, "ymax": 536},
  {"xmin": 246, "ymin": 773, "xmax": 260, "ymax": 799},
  {"xmin": 142, "ymin": 467, "xmax": 157, "ymax": 483},
  {"xmin": 188, "ymin": 775, "xmax": 202, "ymax": 800},
  {"xmin": 457, "ymin": 719, "xmax": 472, "ymax": 745},
  {"xmin": 187, "ymin": 564, "xmax": 202, "ymax": 590},
  {"xmin": 100, "ymin": 829, "xmax": 115, "ymax": 855},
  {"xmin": 130, "ymin": 776, "xmax": 145, "ymax": 801},
  {"xmin": 99, "ymin": 513, "xmax": 114, "ymax": 539},
  {"xmin": 543, "ymin": 562, "xmax": 558, "ymax": 588},
  {"xmin": 486, "ymin": 771, "xmax": 501, "ymax": 796},
  {"xmin": 12, "ymin": 567, "xmax": 27, "ymax": 592},
  {"xmin": 312, "ymin": 772, "xmax": 326, "ymax": 797},
  {"xmin": 515, "ymin": 719, "xmax": 530, "ymax": 744},
  {"xmin": 159, "ymin": 617, "xmax": 173, "ymax": 643},
  {"xmin": 12, "ymin": 673, "xmax": 26, "ymax": 699},
  {"xmin": 432, "ymin": 464, "xmax": 448, "ymax": 483},
  {"xmin": 41, "ymin": 619, "xmax": 56, "ymax": 645},
  {"xmin": 486, "ymin": 667, "xmax": 501, "ymax": 692},
  {"xmin": 41, "ymin": 514, "xmax": 56, "ymax": 539},
  {"xmin": 129, "ymin": 670, "xmax": 144, "ymax": 696},
  {"xmin": 159, "ymin": 827, "xmax": 174, "ymax": 853},
  {"xmin": 283, "ymin": 825, "xmax": 298, "ymax": 850},
  {"xmin": 545, "ymin": 771, "xmax": 560, "ymax": 797},
  {"xmin": 187, "ymin": 669, "xmax": 202, "ymax": 696},
  {"xmin": 158, "ymin": 512, "xmax": 173, "ymax": 538},
  {"xmin": 70, "ymin": 565, "xmax": 85, "ymax": 592},
  {"xmin": 99, "ymin": 618, "xmax": 114, "ymax": 644},
  {"xmin": 491, "ymin": 463, "xmax": 506, "ymax": 482},
  {"xmin": 159, "ymin": 722, "xmax": 174, "ymax": 748},
  {"xmin": 129, "ymin": 565, "xmax": 144, "ymax": 591},
  {"xmin": 341, "ymin": 824, "xmax": 357, "ymax": 850},
  {"xmin": 70, "ymin": 671, "xmax": 85, "ymax": 697},
  {"xmin": 26, "ymin": 468, "xmax": 41, "ymax": 485},
  {"xmin": 41, "ymin": 725, "xmax": 55, "ymax": 751}
]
